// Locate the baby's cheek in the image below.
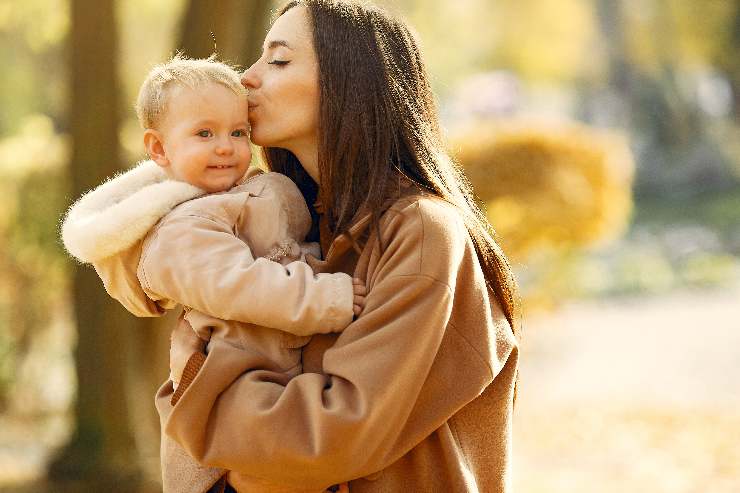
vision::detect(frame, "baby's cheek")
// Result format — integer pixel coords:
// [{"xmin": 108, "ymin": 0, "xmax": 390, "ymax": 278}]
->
[{"xmin": 241, "ymin": 142, "xmax": 253, "ymax": 161}]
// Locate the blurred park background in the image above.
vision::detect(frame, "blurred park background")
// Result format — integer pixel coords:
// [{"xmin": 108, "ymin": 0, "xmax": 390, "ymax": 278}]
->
[{"xmin": 0, "ymin": 0, "xmax": 738, "ymax": 491}]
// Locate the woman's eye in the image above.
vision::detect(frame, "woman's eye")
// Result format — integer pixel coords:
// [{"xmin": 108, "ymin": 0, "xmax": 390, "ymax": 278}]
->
[
  {"xmin": 197, "ymin": 130, "xmax": 212, "ymax": 138},
  {"xmin": 267, "ymin": 60, "xmax": 289, "ymax": 66}
]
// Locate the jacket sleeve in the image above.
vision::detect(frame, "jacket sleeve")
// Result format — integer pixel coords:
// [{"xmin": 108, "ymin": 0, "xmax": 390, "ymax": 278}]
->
[
  {"xmin": 139, "ymin": 210, "xmax": 354, "ymax": 335},
  {"xmin": 93, "ymin": 242, "xmax": 168, "ymax": 317},
  {"xmin": 162, "ymin": 208, "xmax": 509, "ymax": 488}
]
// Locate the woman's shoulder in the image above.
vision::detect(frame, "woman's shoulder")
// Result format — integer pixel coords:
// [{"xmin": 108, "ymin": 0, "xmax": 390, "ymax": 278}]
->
[
  {"xmin": 374, "ymin": 193, "xmax": 470, "ymax": 283},
  {"xmin": 382, "ymin": 192, "xmax": 468, "ymax": 242}
]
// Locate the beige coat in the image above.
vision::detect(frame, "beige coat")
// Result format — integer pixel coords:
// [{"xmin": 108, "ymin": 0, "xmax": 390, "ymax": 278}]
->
[
  {"xmin": 61, "ymin": 161, "xmax": 355, "ymax": 492},
  {"xmin": 160, "ymin": 186, "xmax": 519, "ymax": 492}
]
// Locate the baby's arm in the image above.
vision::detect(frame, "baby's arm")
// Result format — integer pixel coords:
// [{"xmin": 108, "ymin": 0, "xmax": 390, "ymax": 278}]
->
[
  {"xmin": 138, "ymin": 204, "xmax": 356, "ymax": 336},
  {"xmin": 60, "ymin": 160, "xmax": 211, "ymax": 318}
]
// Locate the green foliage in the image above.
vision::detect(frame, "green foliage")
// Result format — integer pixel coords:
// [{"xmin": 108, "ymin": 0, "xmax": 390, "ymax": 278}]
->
[
  {"xmin": 488, "ymin": 0, "xmax": 600, "ymax": 83},
  {"xmin": 635, "ymin": 189, "xmax": 740, "ymax": 253},
  {"xmin": 0, "ymin": 0, "xmax": 67, "ymax": 135},
  {"xmin": 0, "ymin": 115, "xmax": 70, "ymax": 411}
]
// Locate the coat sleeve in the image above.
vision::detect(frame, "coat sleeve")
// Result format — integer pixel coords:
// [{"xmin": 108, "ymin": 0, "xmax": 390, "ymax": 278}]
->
[
  {"xmin": 139, "ymin": 210, "xmax": 354, "ymax": 336},
  {"xmin": 162, "ymin": 208, "xmax": 507, "ymax": 488}
]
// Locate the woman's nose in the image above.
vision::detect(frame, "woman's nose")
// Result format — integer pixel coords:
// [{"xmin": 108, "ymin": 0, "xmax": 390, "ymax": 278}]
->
[{"xmin": 241, "ymin": 62, "xmax": 260, "ymax": 90}]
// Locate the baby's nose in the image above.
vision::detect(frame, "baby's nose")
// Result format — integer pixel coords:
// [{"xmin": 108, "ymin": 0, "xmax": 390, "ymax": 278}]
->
[{"xmin": 215, "ymin": 138, "xmax": 234, "ymax": 155}]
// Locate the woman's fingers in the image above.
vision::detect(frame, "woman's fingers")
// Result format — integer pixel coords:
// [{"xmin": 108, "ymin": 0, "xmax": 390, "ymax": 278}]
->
[
  {"xmin": 352, "ymin": 278, "xmax": 366, "ymax": 317},
  {"xmin": 352, "ymin": 278, "xmax": 366, "ymax": 296}
]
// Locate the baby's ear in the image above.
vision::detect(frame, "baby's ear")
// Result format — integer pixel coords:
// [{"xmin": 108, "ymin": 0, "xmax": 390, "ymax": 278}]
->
[{"xmin": 143, "ymin": 129, "xmax": 169, "ymax": 167}]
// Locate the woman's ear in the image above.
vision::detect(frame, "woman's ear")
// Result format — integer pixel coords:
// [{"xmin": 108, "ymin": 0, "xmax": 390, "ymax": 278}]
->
[{"xmin": 143, "ymin": 129, "xmax": 169, "ymax": 167}]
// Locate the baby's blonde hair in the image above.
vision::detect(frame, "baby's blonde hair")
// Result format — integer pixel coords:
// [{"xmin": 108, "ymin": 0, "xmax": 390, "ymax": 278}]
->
[{"xmin": 135, "ymin": 53, "xmax": 247, "ymax": 129}]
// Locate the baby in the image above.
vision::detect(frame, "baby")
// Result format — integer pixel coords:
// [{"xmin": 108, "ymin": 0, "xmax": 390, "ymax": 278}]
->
[{"xmin": 61, "ymin": 55, "xmax": 356, "ymax": 493}]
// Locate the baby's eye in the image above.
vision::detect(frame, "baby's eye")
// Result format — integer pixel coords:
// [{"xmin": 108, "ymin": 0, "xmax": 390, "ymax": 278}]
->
[
  {"xmin": 231, "ymin": 129, "xmax": 248, "ymax": 137},
  {"xmin": 196, "ymin": 129, "xmax": 212, "ymax": 138}
]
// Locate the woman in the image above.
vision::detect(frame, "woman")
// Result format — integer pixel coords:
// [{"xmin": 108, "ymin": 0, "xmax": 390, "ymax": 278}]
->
[{"xmin": 164, "ymin": 1, "xmax": 521, "ymax": 491}]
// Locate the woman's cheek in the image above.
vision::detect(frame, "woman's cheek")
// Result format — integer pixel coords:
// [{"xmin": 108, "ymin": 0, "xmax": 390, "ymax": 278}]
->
[{"xmin": 262, "ymin": 112, "xmax": 287, "ymax": 146}]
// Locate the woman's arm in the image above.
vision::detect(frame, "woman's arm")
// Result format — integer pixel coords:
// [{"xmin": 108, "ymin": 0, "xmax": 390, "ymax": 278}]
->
[
  {"xmin": 167, "ymin": 275, "xmax": 466, "ymax": 487},
  {"xmin": 138, "ymin": 197, "xmax": 354, "ymax": 335},
  {"xmin": 163, "ymin": 203, "xmax": 517, "ymax": 488}
]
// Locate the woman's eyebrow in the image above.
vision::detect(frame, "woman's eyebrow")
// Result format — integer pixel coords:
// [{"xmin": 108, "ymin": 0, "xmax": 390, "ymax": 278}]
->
[{"xmin": 265, "ymin": 40, "xmax": 293, "ymax": 50}]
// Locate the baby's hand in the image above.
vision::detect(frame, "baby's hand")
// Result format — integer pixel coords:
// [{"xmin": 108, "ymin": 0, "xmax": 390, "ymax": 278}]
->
[{"xmin": 353, "ymin": 277, "xmax": 366, "ymax": 317}]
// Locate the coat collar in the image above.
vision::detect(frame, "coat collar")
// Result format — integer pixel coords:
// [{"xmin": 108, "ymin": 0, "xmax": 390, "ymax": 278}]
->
[
  {"xmin": 315, "ymin": 177, "xmax": 428, "ymax": 263},
  {"xmin": 61, "ymin": 160, "xmax": 206, "ymax": 263}
]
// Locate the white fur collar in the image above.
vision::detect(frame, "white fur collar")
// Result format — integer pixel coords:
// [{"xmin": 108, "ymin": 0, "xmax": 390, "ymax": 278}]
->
[{"xmin": 62, "ymin": 160, "xmax": 206, "ymax": 263}]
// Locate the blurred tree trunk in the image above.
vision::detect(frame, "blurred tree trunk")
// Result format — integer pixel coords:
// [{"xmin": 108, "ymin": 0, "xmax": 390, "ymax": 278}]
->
[
  {"xmin": 48, "ymin": 0, "xmax": 146, "ymax": 488},
  {"xmin": 732, "ymin": 9, "xmax": 740, "ymax": 121},
  {"xmin": 47, "ymin": 1, "xmax": 275, "ymax": 488},
  {"xmin": 593, "ymin": 0, "xmax": 633, "ymax": 127},
  {"xmin": 716, "ymin": 3, "xmax": 740, "ymax": 122},
  {"xmin": 178, "ymin": 0, "xmax": 273, "ymax": 67}
]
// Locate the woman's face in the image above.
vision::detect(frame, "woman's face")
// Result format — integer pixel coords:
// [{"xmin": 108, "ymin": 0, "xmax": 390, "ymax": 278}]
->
[{"xmin": 242, "ymin": 6, "xmax": 320, "ymax": 158}]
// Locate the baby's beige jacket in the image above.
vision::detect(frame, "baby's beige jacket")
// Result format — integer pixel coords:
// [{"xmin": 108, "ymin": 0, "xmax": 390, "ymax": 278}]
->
[
  {"xmin": 61, "ymin": 161, "xmax": 355, "ymax": 492},
  {"xmin": 62, "ymin": 160, "xmax": 353, "ymax": 335},
  {"xmin": 159, "ymin": 189, "xmax": 520, "ymax": 492}
]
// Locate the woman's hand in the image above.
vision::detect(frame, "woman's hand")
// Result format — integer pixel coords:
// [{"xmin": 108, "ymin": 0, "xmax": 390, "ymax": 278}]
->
[
  {"xmin": 169, "ymin": 314, "xmax": 207, "ymax": 386},
  {"xmin": 352, "ymin": 277, "xmax": 366, "ymax": 317}
]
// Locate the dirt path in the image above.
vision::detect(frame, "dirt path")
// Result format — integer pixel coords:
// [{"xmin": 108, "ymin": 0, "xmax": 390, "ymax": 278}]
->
[{"xmin": 513, "ymin": 285, "xmax": 740, "ymax": 492}]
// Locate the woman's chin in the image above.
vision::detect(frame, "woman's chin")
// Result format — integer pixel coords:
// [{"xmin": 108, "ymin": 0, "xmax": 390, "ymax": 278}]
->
[
  {"xmin": 249, "ymin": 128, "xmax": 288, "ymax": 149},
  {"xmin": 249, "ymin": 130, "xmax": 269, "ymax": 147}
]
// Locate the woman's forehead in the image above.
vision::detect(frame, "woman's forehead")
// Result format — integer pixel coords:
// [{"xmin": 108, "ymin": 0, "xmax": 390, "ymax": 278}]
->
[{"xmin": 265, "ymin": 5, "xmax": 313, "ymax": 52}]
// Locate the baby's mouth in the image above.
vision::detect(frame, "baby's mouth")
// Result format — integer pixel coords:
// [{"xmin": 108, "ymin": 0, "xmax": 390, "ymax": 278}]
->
[{"xmin": 208, "ymin": 165, "xmax": 235, "ymax": 169}]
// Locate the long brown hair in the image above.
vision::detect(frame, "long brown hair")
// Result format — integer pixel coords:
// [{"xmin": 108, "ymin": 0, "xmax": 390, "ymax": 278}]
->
[{"xmin": 264, "ymin": 0, "xmax": 521, "ymax": 340}]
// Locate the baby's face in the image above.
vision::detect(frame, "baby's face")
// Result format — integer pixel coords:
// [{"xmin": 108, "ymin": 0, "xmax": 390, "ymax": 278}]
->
[{"xmin": 158, "ymin": 83, "xmax": 251, "ymax": 192}]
